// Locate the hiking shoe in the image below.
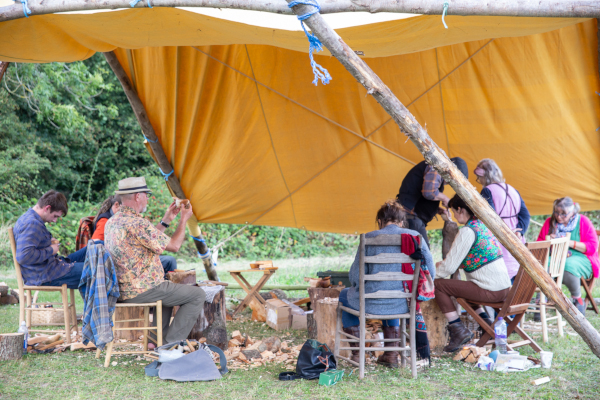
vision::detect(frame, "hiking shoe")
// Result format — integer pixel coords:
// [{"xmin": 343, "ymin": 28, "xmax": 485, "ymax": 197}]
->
[
  {"xmin": 574, "ymin": 298, "xmax": 587, "ymax": 315},
  {"xmin": 444, "ymin": 322, "xmax": 473, "ymax": 353}
]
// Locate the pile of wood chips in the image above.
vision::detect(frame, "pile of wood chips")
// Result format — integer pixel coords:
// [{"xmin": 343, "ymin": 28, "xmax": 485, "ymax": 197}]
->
[
  {"xmin": 224, "ymin": 330, "xmax": 301, "ymax": 371},
  {"xmin": 453, "ymin": 345, "xmax": 489, "ymax": 363}
]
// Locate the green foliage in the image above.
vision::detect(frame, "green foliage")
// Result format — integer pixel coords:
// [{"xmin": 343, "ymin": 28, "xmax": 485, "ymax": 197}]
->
[{"xmin": 1, "ymin": 55, "xmax": 155, "ymax": 203}]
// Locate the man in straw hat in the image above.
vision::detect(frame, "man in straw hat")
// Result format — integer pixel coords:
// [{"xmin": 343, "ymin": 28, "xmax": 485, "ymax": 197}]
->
[{"xmin": 104, "ymin": 177, "xmax": 205, "ymax": 343}]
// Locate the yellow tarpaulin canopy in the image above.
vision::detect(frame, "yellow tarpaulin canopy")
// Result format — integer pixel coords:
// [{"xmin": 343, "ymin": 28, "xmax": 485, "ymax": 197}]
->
[{"xmin": 1, "ymin": 9, "xmax": 599, "ymax": 233}]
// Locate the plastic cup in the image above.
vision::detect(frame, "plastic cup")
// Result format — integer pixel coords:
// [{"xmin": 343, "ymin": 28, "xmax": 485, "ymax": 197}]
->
[{"xmin": 540, "ymin": 351, "xmax": 553, "ymax": 368}]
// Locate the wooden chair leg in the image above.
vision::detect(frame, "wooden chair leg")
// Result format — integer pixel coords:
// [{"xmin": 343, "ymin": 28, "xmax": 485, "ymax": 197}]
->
[
  {"xmin": 359, "ymin": 318, "xmax": 365, "ymax": 380},
  {"xmin": 143, "ymin": 306, "xmax": 149, "ymax": 351},
  {"xmin": 70, "ymin": 289, "xmax": 79, "ymax": 337},
  {"xmin": 104, "ymin": 340, "xmax": 114, "ymax": 368},
  {"xmin": 156, "ymin": 301, "xmax": 163, "ymax": 347},
  {"xmin": 61, "ymin": 285, "xmax": 72, "ymax": 345},
  {"xmin": 581, "ymin": 278, "xmax": 599, "ymax": 314},
  {"xmin": 26, "ymin": 289, "xmax": 32, "ymax": 328},
  {"xmin": 95, "ymin": 348, "xmax": 102, "ymax": 359},
  {"xmin": 410, "ymin": 310, "xmax": 417, "ymax": 379},
  {"xmin": 540, "ymin": 293, "xmax": 548, "ymax": 343},
  {"xmin": 556, "ymin": 308, "xmax": 564, "ymax": 338},
  {"xmin": 400, "ymin": 318, "xmax": 406, "ymax": 369}
]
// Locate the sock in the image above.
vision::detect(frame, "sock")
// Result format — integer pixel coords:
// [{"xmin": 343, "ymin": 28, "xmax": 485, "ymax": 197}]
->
[
  {"xmin": 573, "ymin": 297, "xmax": 584, "ymax": 306},
  {"xmin": 478, "ymin": 312, "xmax": 490, "ymax": 321},
  {"xmin": 449, "ymin": 318, "xmax": 461, "ymax": 325}
]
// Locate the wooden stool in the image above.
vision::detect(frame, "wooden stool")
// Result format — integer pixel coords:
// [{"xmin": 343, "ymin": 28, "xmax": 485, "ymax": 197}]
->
[{"xmin": 96, "ymin": 301, "xmax": 163, "ymax": 367}]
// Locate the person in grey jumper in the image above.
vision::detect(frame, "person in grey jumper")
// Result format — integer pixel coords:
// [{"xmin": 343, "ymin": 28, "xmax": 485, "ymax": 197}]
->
[{"xmin": 338, "ymin": 201, "xmax": 435, "ymax": 368}]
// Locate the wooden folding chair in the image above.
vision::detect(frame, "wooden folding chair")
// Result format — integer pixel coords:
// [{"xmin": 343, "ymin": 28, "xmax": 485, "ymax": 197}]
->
[
  {"xmin": 8, "ymin": 227, "xmax": 78, "ymax": 344},
  {"xmin": 96, "ymin": 302, "xmax": 163, "ymax": 367},
  {"xmin": 527, "ymin": 236, "xmax": 569, "ymax": 342},
  {"xmin": 580, "ymin": 230, "xmax": 600, "ymax": 314},
  {"xmin": 334, "ymin": 233, "xmax": 421, "ymax": 379},
  {"xmin": 456, "ymin": 243, "xmax": 549, "ymax": 353}
]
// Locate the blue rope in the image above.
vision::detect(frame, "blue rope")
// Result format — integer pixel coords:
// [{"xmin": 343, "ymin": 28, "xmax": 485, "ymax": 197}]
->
[
  {"xmin": 442, "ymin": 2, "xmax": 449, "ymax": 29},
  {"xmin": 287, "ymin": 0, "xmax": 331, "ymax": 86},
  {"xmin": 18, "ymin": 0, "xmax": 31, "ymax": 18},
  {"xmin": 190, "ymin": 236, "xmax": 206, "ymax": 243},
  {"xmin": 129, "ymin": 0, "xmax": 142, "ymax": 7},
  {"xmin": 143, "ymin": 133, "xmax": 158, "ymax": 143},
  {"xmin": 147, "ymin": 0, "xmax": 153, "ymax": 8},
  {"xmin": 158, "ymin": 166, "xmax": 174, "ymax": 181}
]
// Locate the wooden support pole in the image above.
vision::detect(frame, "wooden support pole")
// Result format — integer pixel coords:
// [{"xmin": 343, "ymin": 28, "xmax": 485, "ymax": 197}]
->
[
  {"xmin": 103, "ymin": 51, "xmax": 219, "ymax": 281},
  {"xmin": 1, "ymin": 0, "xmax": 600, "ymax": 23},
  {"xmin": 285, "ymin": 1, "xmax": 600, "ymax": 358},
  {"xmin": 0, "ymin": 62, "xmax": 9, "ymax": 84}
]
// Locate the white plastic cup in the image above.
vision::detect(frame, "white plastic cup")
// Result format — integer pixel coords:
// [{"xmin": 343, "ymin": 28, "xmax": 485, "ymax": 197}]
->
[{"xmin": 540, "ymin": 351, "xmax": 553, "ymax": 368}]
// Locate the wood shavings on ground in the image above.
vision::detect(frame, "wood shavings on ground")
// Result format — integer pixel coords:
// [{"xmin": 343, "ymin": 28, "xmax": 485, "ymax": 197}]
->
[{"xmin": 224, "ymin": 330, "xmax": 302, "ymax": 371}]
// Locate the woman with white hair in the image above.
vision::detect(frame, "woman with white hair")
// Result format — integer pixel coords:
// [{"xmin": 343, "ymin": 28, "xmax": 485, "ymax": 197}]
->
[
  {"xmin": 537, "ymin": 197, "xmax": 599, "ymax": 314},
  {"xmin": 473, "ymin": 159, "xmax": 530, "ymax": 280}
]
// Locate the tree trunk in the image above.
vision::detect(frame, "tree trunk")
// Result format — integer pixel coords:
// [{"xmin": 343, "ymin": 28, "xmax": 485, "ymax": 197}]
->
[
  {"xmin": 315, "ymin": 299, "xmax": 347, "ymax": 357},
  {"xmin": 442, "ymin": 220, "xmax": 459, "ymax": 259},
  {"xmin": 286, "ymin": 1, "xmax": 600, "ymax": 358},
  {"xmin": 103, "ymin": 51, "xmax": 218, "ymax": 281},
  {"xmin": 307, "ymin": 312, "xmax": 317, "ymax": 339},
  {"xmin": 186, "ymin": 289, "xmax": 228, "ymax": 350},
  {"xmin": 0, "ymin": 333, "xmax": 23, "ymax": 361},
  {"xmin": 1, "ymin": 1, "xmax": 599, "ymax": 23}
]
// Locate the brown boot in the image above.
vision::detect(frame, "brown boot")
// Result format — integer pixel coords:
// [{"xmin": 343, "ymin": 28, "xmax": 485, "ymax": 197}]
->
[
  {"xmin": 444, "ymin": 322, "xmax": 473, "ymax": 353},
  {"xmin": 343, "ymin": 325, "xmax": 360, "ymax": 363},
  {"xmin": 377, "ymin": 326, "xmax": 400, "ymax": 368}
]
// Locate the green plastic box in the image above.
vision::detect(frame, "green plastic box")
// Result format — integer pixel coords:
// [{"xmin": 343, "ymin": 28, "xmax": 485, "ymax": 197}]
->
[{"xmin": 318, "ymin": 370, "xmax": 344, "ymax": 386}]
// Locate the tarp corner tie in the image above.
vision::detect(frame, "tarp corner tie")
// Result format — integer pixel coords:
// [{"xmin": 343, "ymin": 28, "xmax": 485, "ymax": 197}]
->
[
  {"xmin": 16, "ymin": 0, "xmax": 31, "ymax": 18},
  {"xmin": 287, "ymin": 0, "xmax": 332, "ymax": 86},
  {"xmin": 158, "ymin": 166, "xmax": 174, "ymax": 181},
  {"xmin": 143, "ymin": 133, "xmax": 158, "ymax": 143},
  {"xmin": 442, "ymin": 2, "xmax": 449, "ymax": 29}
]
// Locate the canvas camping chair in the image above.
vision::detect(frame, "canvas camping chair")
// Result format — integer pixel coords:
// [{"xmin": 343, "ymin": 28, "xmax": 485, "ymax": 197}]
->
[
  {"xmin": 526, "ymin": 236, "xmax": 570, "ymax": 342},
  {"xmin": 333, "ymin": 233, "xmax": 421, "ymax": 380},
  {"xmin": 580, "ymin": 230, "xmax": 600, "ymax": 314},
  {"xmin": 8, "ymin": 227, "xmax": 79, "ymax": 344},
  {"xmin": 456, "ymin": 241, "xmax": 550, "ymax": 353}
]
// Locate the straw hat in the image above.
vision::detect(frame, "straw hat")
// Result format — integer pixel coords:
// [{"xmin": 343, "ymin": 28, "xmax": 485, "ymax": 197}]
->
[{"xmin": 114, "ymin": 177, "xmax": 152, "ymax": 195}]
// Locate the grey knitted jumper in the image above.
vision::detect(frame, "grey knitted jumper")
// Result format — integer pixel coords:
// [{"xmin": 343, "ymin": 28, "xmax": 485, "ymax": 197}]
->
[{"xmin": 346, "ymin": 224, "xmax": 435, "ymax": 315}]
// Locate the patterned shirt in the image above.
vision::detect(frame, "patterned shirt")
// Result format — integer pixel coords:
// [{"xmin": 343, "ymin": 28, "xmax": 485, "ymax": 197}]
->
[
  {"xmin": 421, "ymin": 165, "xmax": 443, "ymax": 201},
  {"xmin": 104, "ymin": 206, "xmax": 170, "ymax": 300},
  {"xmin": 13, "ymin": 208, "xmax": 73, "ymax": 286}
]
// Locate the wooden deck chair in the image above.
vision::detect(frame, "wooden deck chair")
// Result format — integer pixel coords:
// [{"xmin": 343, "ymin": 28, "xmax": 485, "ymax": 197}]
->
[
  {"xmin": 528, "ymin": 236, "xmax": 570, "ymax": 342},
  {"xmin": 8, "ymin": 227, "xmax": 79, "ymax": 344},
  {"xmin": 580, "ymin": 230, "xmax": 600, "ymax": 314},
  {"xmin": 333, "ymin": 233, "xmax": 421, "ymax": 379},
  {"xmin": 456, "ymin": 242, "xmax": 550, "ymax": 353}
]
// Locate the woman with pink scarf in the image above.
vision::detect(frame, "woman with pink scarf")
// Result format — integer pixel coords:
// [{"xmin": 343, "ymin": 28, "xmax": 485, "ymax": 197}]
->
[
  {"xmin": 474, "ymin": 159, "xmax": 530, "ymax": 281},
  {"xmin": 537, "ymin": 197, "xmax": 599, "ymax": 314}
]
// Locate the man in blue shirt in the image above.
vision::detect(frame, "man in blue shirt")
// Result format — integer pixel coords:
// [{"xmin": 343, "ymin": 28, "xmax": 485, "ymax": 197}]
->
[{"xmin": 13, "ymin": 190, "xmax": 85, "ymax": 288}]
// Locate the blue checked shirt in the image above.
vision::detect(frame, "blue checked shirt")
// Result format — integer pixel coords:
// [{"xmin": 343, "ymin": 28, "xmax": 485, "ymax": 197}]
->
[
  {"xmin": 13, "ymin": 208, "xmax": 73, "ymax": 286},
  {"xmin": 79, "ymin": 241, "xmax": 120, "ymax": 350}
]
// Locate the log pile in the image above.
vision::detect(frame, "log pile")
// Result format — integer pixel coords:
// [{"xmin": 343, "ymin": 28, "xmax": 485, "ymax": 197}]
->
[
  {"xmin": 0, "ymin": 282, "xmax": 19, "ymax": 305},
  {"xmin": 453, "ymin": 345, "xmax": 489, "ymax": 363},
  {"xmin": 223, "ymin": 330, "xmax": 301, "ymax": 371}
]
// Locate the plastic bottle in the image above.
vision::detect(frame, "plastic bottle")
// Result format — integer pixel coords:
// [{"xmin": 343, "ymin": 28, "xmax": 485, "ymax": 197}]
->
[
  {"xmin": 17, "ymin": 321, "xmax": 28, "ymax": 354},
  {"xmin": 494, "ymin": 317, "xmax": 507, "ymax": 354}
]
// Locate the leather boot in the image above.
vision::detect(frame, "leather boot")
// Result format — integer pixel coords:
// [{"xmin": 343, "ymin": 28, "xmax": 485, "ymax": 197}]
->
[
  {"xmin": 343, "ymin": 325, "xmax": 360, "ymax": 363},
  {"xmin": 444, "ymin": 322, "xmax": 474, "ymax": 353},
  {"xmin": 377, "ymin": 326, "xmax": 400, "ymax": 368}
]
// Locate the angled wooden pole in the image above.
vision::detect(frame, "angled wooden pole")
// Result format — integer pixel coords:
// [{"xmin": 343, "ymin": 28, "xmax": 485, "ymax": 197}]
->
[
  {"xmin": 103, "ymin": 51, "xmax": 218, "ymax": 281},
  {"xmin": 285, "ymin": 1, "xmax": 600, "ymax": 358},
  {"xmin": 0, "ymin": 62, "xmax": 9, "ymax": 83},
  {"xmin": 0, "ymin": 0, "xmax": 600, "ymax": 23}
]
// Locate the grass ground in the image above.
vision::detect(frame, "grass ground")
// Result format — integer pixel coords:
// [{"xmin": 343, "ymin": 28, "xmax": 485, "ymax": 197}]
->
[{"xmin": 0, "ymin": 257, "xmax": 599, "ymax": 399}]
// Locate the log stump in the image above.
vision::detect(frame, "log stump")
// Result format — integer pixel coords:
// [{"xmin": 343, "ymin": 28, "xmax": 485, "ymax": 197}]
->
[
  {"xmin": 315, "ymin": 299, "xmax": 348, "ymax": 358},
  {"xmin": 420, "ymin": 299, "xmax": 449, "ymax": 353},
  {"xmin": 113, "ymin": 306, "xmax": 144, "ymax": 341},
  {"xmin": 307, "ymin": 313, "xmax": 317, "ymax": 339},
  {"xmin": 185, "ymin": 289, "xmax": 228, "ymax": 350},
  {"xmin": 0, "ymin": 333, "xmax": 24, "ymax": 361}
]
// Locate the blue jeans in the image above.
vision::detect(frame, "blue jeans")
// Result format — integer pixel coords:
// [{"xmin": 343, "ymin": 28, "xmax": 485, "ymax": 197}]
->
[
  {"xmin": 41, "ymin": 262, "xmax": 85, "ymax": 289},
  {"xmin": 67, "ymin": 241, "xmax": 104, "ymax": 263},
  {"xmin": 338, "ymin": 288, "xmax": 399, "ymax": 328}
]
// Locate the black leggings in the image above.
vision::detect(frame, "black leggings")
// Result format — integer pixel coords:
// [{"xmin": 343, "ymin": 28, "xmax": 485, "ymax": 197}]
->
[{"xmin": 407, "ymin": 216, "xmax": 430, "ymax": 248}]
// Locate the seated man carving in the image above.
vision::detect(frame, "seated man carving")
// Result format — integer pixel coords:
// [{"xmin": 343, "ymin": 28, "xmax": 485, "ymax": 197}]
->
[
  {"xmin": 14, "ymin": 190, "xmax": 86, "ymax": 288},
  {"xmin": 104, "ymin": 177, "xmax": 205, "ymax": 343}
]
